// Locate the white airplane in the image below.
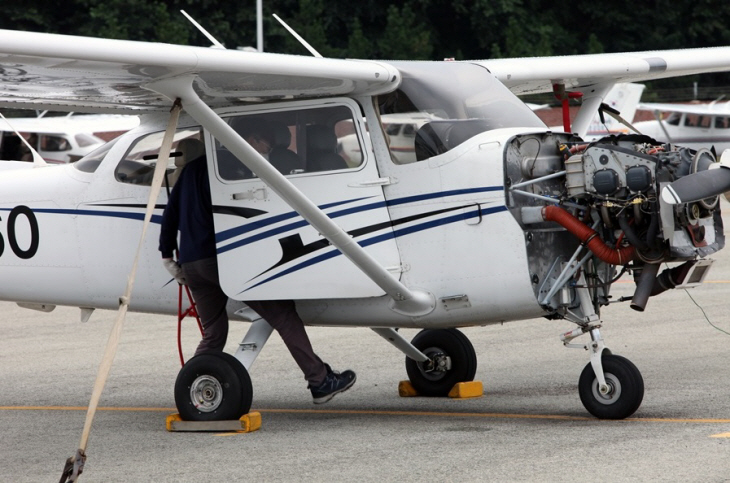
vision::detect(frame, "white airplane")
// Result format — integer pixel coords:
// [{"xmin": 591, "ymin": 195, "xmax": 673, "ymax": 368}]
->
[
  {"xmin": 633, "ymin": 99, "xmax": 730, "ymax": 152},
  {"xmin": 0, "ymin": 113, "xmax": 139, "ymax": 163},
  {"xmin": 1, "ymin": 28, "xmax": 730, "ymax": 431}
]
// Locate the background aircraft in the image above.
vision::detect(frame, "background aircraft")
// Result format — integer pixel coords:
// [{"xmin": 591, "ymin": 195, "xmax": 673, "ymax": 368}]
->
[{"xmin": 633, "ymin": 99, "xmax": 730, "ymax": 152}]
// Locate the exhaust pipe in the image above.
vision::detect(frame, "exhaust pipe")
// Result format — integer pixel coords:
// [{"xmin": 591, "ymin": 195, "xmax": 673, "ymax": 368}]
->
[
  {"xmin": 630, "ymin": 263, "xmax": 660, "ymax": 312},
  {"xmin": 630, "ymin": 260, "xmax": 696, "ymax": 312}
]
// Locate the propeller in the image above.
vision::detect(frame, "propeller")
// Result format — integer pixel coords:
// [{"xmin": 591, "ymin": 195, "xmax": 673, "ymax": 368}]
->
[{"xmin": 661, "ymin": 149, "xmax": 730, "ymax": 205}]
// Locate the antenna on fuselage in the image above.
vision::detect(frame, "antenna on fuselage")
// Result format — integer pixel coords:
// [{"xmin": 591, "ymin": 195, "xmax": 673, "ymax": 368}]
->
[
  {"xmin": 272, "ymin": 13, "xmax": 323, "ymax": 58},
  {"xmin": 180, "ymin": 10, "xmax": 226, "ymax": 49},
  {"xmin": 0, "ymin": 112, "xmax": 47, "ymax": 166}
]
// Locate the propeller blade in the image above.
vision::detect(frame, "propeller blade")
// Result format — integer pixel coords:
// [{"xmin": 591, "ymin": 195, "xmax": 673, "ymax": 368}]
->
[{"xmin": 662, "ymin": 166, "xmax": 730, "ymax": 205}]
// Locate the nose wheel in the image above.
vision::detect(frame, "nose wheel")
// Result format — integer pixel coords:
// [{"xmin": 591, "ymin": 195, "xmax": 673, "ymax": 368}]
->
[
  {"xmin": 405, "ymin": 328, "xmax": 477, "ymax": 396},
  {"xmin": 174, "ymin": 352, "xmax": 253, "ymax": 421},
  {"xmin": 578, "ymin": 354, "xmax": 644, "ymax": 420}
]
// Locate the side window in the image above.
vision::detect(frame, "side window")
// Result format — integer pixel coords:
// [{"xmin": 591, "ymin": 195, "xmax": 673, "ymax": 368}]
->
[
  {"xmin": 715, "ymin": 116, "xmax": 730, "ymax": 129},
  {"xmin": 214, "ymin": 104, "xmax": 362, "ymax": 182},
  {"xmin": 115, "ymin": 127, "xmax": 204, "ymax": 186},
  {"xmin": 41, "ymin": 135, "xmax": 71, "ymax": 152},
  {"xmin": 684, "ymin": 114, "xmax": 710, "ymax": 128},
  {"xmin": 0, "ymin": 133, "xmax": 30, "ymax": 161},
  {"xmin": 665, "ymin": 112, "xmax": 681, "ymax": 126},
  {"xmin": 684, "ymin": 114, "xmax": 697, "ymax": 127}
]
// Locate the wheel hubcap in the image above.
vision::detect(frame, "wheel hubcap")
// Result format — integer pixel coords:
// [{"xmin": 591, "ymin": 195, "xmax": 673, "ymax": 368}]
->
[
  {"xmin": 592, "ymin": 372, "xmax": 621, "ymax": 405},
  {"xmin": 418, "ymin": 347, "xmax": 452, "ymax": 381},
  {"xmin": 190, "ymin": 375, "xmax": 223, "ymax": 412}
]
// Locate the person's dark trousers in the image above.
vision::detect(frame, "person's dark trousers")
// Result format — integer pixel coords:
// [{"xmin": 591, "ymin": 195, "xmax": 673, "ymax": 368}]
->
[{"xmin": 182, "ymin": 257, "xmax": 328, "ymax": 386}]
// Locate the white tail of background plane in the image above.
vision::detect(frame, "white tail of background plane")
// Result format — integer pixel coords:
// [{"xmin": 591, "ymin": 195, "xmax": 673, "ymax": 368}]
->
[{"xmin": 585, "ymin": 83, "xmax": 646, "ymax": 138}]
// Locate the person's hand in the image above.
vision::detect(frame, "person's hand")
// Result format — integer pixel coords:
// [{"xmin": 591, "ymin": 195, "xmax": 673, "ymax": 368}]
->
[{"xmin": 162, "ymin": 258, "xmax": 186, "ymax": 285}]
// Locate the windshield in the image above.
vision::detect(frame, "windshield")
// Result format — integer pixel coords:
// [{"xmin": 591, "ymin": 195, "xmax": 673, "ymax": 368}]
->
[
  {"xmin": 378, "ymin": 62, "xmax": 545, "ymax": 163},
  {"xmin": 73, "ymin": 138, "xmax": 120, "ymax": 173}
]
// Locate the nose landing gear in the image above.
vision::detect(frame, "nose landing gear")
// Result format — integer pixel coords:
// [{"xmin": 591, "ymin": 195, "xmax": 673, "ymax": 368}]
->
[{"xmin": 578, "ymin": 353, "xmax": 644, "ymax": 420}]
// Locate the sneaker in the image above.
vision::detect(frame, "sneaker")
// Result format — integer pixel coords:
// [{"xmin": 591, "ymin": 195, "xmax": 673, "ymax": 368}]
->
[{"xmin": 309, "ymin": 365, "xmax": 356, "ymax": 404}]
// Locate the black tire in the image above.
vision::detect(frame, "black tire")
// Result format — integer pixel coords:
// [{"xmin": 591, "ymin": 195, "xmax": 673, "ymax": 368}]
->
[
  {"xmin": 174, "ymin": 352, "xmax": 253, "ymax": 421},
  {"xmin": 578, "ymin": 354, "xmax": 644, "ymax": 420},
  {"xmin": 405, "ymin": 328, "xmax": 477, "ymax": 397}
]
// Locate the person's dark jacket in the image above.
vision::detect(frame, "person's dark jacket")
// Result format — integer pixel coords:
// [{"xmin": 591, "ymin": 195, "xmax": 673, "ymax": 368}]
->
[{"xmin": 159, "ymin": 156, "xmax": 217, "ymax": 264}]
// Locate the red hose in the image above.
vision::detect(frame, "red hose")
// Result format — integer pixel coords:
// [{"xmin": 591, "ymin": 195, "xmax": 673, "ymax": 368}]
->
[
  {"xmin": 177, "ymin": 283, "xmax": 204, "ymax": 367},
  {"xmin": 543, "ymin": 205, "xmax": 635, "ymax": 265}
]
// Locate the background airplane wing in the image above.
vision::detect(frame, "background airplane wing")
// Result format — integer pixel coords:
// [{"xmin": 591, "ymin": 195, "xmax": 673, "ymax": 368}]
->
[
  {"xmin": 0, "ymin": 29, "xmax": 399, "ymax": 114},
  {"xmin": 637, "ymin": 101, "xmax": 730, "ymax": 115},
  {"xmin": 477, "ymin": 48, "xmax": 730, "ymax": 95}
]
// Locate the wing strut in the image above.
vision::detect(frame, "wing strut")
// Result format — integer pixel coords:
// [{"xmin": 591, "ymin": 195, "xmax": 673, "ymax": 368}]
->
[
  {"xmin": 570, "ymin": 83, "xmax": 614, "ymax": 138},
  {"xmin": 146, "ymin": 76, "xmax": 435, "ymax": 317},
  {"xmin": 652, "ymin": 109, "xmax": 674, "ymax": 144},
  {"xmin": 0, "ymin": 112, "xmax": 47, "ymax": 166}
]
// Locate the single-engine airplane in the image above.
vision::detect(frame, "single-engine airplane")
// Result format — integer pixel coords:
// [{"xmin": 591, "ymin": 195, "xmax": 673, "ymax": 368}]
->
[
  {"xmin": 2, "ymin": 28, "xmax": 730, "ymax": 424},
  {"xmin": 633, "ymin": 98, "xmax": 730, "ymax": 153}
]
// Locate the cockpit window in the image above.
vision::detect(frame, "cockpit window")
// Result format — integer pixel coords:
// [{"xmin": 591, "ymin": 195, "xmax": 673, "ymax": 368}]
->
[
  {"xmin": 378, "ymin": 62, "xmax": 546, "ymax": 163},
  {"xmin": 115, "ymin": 128, "xmax": 204, "ymax": 186},
  {"xmin": 73, "ymin": 138, "xmax": 120, "ymax": 173}
]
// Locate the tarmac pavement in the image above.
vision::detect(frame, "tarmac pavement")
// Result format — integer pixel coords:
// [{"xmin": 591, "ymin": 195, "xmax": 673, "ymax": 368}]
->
[{"xmin": 2, "ymin": 215, "xmax": 730, "ymax": 482}]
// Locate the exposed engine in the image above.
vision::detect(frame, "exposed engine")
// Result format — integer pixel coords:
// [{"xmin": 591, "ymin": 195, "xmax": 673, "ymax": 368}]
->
[{"xmin": 505, "ymin": 133, "xmax": 723, "ymax": 317}]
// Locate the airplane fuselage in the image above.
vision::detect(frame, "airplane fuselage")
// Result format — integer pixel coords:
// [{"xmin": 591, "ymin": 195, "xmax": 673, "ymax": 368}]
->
[
  {"xmin": 0, "ymin": 114, "xmax": 545, "ymax": 329},
  {"xmin": 0, "ymin": 61, "xmax": 722, "ymax": 335},
  {"xmin": 0, "ymin": 122, "xmax": 541, "ymax": 326}
]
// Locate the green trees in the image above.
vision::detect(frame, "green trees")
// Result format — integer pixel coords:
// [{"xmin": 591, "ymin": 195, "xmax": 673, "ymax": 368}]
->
[{"xmin": 4, "ymin": 1, "xmax": 730, "ymax": 58}]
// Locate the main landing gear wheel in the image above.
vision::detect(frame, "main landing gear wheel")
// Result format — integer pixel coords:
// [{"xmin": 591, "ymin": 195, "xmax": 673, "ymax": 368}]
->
[
  {"xmin": 578, "ymin": 354, "xmax": 644, "ymax": 420},
  {"xmin": 405, "ymin": 328, "xmax": 477, "ymax": 397},
  {"xmin": 174, "ymin": 352, "xmax": 253, "ymax": 421}
]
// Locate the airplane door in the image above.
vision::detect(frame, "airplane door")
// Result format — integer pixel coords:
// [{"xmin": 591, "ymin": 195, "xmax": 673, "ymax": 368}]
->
[{"xmin": 206, "ymin": 100, "xmax": 401, "ymax": 301}]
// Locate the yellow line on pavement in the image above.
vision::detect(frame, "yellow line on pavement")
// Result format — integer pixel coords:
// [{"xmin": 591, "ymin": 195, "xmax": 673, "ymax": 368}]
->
[
  {"xmin": 0, "ymin": 406, "xmax": 174, "ymax": 412},
  {"xmin": 710, "ymin": 432, "xmax": 730, "ymax": 438},
  {"xmin": 2, "ymin": 405, "xmax": 729, "ymax": 424},
  {"xmin": 614, "ymin": 280, "xmax": 730, "ymax": 284}
]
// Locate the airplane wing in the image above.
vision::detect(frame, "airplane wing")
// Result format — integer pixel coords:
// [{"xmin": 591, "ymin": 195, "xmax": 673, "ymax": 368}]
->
[
  {"xmin": 477, "ymin": 48, "xmax": 730, "ymax": 95},
  {"xmin": 3, "ymin": 28, "xmax": 730, "ymax": 111},
  {"xmin": 637, "ymin": 101, "xmax": 730, "ymax": 115},
  {"xmin": 0, "ymin": 29, "xmax": 400, "ymax": 114}
]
